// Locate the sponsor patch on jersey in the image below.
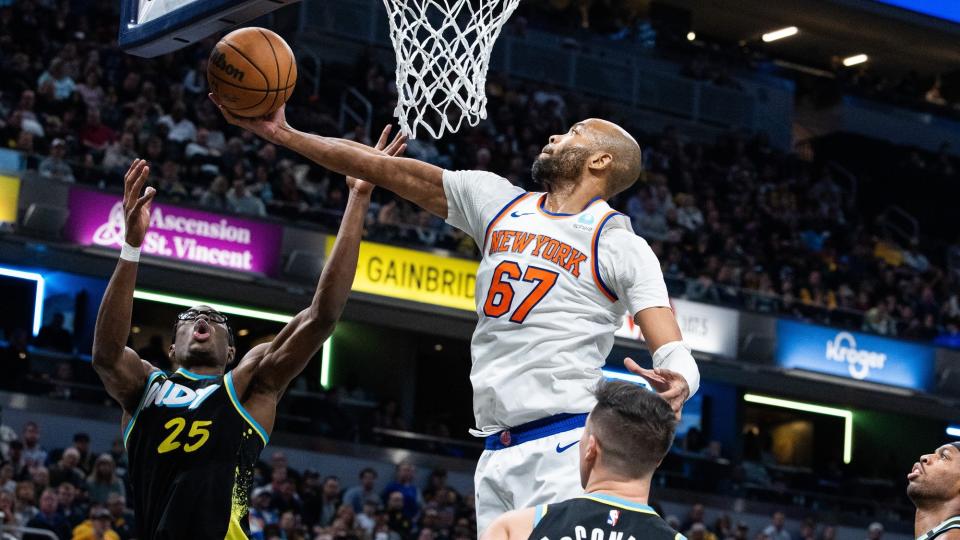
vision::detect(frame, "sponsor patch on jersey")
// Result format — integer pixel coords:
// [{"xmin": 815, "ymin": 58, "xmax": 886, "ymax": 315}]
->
[
  {"xmin": 607, "ymin": 509, "xmax": 621, "ymax": 526},
  {"xmin": 143, "ymin": 380, "xmax": 221, "ymax": 410}
]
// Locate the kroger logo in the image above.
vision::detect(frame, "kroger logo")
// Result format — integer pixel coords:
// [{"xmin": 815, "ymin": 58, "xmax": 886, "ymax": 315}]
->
[{"xmin": 824, "ymin": 332, "xmax": 887, "ymax": 380}]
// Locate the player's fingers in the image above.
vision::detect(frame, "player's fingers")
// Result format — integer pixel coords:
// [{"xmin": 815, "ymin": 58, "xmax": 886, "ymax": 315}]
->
[
  {"xmin": 375, "ymin": 125, "xmax": 392, "ymax": 151},
  {"xmin": 123, "ymin": 159, "xmax": 144, "ymax": 203},
  {"xmin": 624, "ymin": 358, "xmax": 667, "ymax": 383},
  {"xmin": 659, "ymin": 386, "xmax": 683, "ymax": 401},
  {"xmin": 132, "ymin": 187, "xmax": 157, "ymax": 214},
  {"xmin": 130, "ymin": 165, "xmax": 150, "ymax": 201},
  {"xmin": 385, "ymin": 133, "xmax": 406, "ymax": 155}
]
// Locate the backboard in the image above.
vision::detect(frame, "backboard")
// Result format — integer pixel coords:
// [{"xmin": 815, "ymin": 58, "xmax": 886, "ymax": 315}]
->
[{"xmin": 119, "ymin": 0, "xmax": 302, "ymax": 57}]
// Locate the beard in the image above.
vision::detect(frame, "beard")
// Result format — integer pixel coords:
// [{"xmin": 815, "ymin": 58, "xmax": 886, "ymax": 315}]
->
[{"xmin": 532, "ymin": 146, "xmax": 591, "ymax": 192}]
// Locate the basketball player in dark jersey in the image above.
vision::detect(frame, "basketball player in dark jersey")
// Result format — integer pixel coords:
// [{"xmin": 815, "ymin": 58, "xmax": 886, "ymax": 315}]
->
[
  {"xmin": 908, "ymin": 442, "xmax": 960, "ymax": 540},
  {"xmin": 481, "ymin": 380, "xmax": 682, "ymax": 540},
  {"xmin": 92, "ymin": 129, "xmax": 405, "ymax": 540}
]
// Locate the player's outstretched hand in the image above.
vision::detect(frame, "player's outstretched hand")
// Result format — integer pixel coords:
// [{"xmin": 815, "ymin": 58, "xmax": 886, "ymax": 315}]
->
[
  {"xmin": 209, "ymin": 93, "xmax": 290, "ymax": 145},
  {"xmin": 624, "ymin": 357, "xmax": 690, "ymax": 420},
  {"xmin": 122, "ymin": 158, "xmax": 156, "ymax": 248},
  {"xmin": 346, "ymin": 125, "xmax": 407, "ymax": 197}
]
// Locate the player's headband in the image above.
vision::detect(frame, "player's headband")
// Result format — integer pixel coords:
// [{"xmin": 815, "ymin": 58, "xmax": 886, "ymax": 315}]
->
[{"xmin": 952, "ymin": 442, "xmax": 960, "ymax": 451}]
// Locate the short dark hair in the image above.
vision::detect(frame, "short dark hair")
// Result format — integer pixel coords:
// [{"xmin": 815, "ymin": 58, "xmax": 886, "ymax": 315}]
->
[
  {"xmin": 590, "ymin": 380, "xmax": 677, "ymax": 479},
  {"xmin": 360, "ymin": 468, "xmax": 377, "ymax": 479}
]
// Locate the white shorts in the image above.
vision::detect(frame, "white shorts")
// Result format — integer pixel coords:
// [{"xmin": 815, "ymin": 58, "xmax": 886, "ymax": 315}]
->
[{"xmin": 474, "ymin": 414, "xmax": 587, "ymax": 534}]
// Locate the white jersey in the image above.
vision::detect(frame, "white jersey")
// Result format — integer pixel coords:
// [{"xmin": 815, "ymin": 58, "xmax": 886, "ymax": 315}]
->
[{"xmin": 444, "ymin": 170, "xmax": 674, "ymax": 433}]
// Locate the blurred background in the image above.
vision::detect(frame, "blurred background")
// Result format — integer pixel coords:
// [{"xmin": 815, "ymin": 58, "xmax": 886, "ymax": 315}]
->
[{"xmin": 1, "ymin": 0, "xmax": 960, "ymax": 539}]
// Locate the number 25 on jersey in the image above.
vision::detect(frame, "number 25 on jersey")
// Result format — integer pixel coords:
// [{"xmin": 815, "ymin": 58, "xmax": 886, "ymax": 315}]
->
[
  {"xmin": 157, "ymin": 418, "xmax": 212, "ymax": 454},
  {"xmin": 482, "ymin": 261, "xmax": 558, "ymax": 323}
]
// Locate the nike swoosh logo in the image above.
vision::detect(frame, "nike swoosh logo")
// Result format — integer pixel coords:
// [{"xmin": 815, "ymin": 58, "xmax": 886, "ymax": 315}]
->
[
  {"xmin": 510, "ymin": 211, "xmax": 535, "ymax": 218},
  {"xmin": 556, "ymin": 441, "xmax": 578, "ymax": 453}
]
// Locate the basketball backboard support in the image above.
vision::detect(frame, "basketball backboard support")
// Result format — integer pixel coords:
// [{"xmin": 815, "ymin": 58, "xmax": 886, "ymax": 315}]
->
[{"xmin": 119, "ymin": 0, "xmax": 302, "ymax": 58}]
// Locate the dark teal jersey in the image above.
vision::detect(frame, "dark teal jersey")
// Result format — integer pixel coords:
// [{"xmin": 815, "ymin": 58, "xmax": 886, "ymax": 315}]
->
[{"xmin": 124, "ymin": 368, "xmax": 268, "ymax": 540}]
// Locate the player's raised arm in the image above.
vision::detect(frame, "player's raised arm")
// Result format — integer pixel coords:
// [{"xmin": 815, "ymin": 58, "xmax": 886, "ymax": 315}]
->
[
  {"xmin": 210, "ymin": 97, "xmax": 448, "ymax": 217},
  {"xmin": 229, "ymin": 128, "xmax": 406, "ymax": 432},
  {"xmin": 92, "ymin": 159, "xmax": 158, "ymax": 413},
  {"xmin": 596, "ymin": 227, "xmax": 700, "ymax": 418}
]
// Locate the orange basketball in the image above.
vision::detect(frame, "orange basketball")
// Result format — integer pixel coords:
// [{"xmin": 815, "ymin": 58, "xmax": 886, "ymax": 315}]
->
[{"xmin": 207, "ymin": 27, "xmax": 297, "ymax": 118}]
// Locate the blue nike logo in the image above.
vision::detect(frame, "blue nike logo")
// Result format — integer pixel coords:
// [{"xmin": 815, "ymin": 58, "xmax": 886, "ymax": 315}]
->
[
  {"xmin": 510, "ymin": 211, "xmax": 535, "ymax": 218},
  {"xmin": 556, "ymin": 441, "xmax": 578, "ymax": 453}
]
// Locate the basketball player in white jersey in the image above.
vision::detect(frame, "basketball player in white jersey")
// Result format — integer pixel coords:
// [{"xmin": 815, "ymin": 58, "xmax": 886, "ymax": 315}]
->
[{"xmin": 211, "ymin": 97, "xmax": 700, "ymax": 532}]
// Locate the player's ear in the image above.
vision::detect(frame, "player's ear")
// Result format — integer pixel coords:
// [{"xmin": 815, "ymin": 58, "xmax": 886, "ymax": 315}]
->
[
  {"xmin": 226, "ymin": 346, "xmax": 236, "ymax": 364},
  {"xmin": 585, "ymin": 433, "xmax": 600, "ymax": 463},
  {"xmin": 168, "ymin": 344, "xmax": 176, "ymax": 360},
  {"xmin": 588, "ymin": 151, "xmax": 612, "ymax": 173}
]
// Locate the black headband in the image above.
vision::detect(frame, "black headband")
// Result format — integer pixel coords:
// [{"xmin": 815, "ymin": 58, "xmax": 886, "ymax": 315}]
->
[{"xmin": 952, "ymin": 442, "xmax": 960, "ymax": 451}]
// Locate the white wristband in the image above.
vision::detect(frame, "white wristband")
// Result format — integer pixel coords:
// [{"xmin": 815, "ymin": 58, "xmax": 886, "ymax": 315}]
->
[
  {"xmin": 120, "ymin": 242, "xmax": 142, "ymax": 263},
  {"xmin": 652, "ymin": 340, "xmax": 700, "ymax": 399}
]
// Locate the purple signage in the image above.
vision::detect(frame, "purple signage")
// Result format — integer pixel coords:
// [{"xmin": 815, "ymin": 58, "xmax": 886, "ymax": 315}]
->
[{"xmin": 64, "ymin": 188, "xmax": 282, "ymax": 276}]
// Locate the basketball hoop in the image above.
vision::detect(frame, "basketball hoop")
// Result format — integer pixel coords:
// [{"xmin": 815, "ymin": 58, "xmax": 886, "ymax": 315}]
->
[{"xmin": 381, "ymin": 0, "xmax": 520, "ymax": 139}]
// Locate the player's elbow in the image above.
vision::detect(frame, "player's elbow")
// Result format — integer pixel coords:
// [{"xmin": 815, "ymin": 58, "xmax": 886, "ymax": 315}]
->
[{"xmin": 302, "ymin": 308, "xmax": 338, "ymax": 341}]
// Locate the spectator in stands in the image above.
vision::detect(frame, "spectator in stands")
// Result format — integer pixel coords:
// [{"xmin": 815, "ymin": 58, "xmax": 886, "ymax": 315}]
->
[
  {"xmin": 34, "ymin": 313, "xmax": 74, "ymax": 353},
  {"xmin": 278, "ymin": 510, "xmax": 306, "ymax": 540},
  {"xmin": 764, "ymin": 512, "xmax": 791, "ymax": 540},
  {"xmin": 820, "ymin": 525, "xmax": 836, "ymax": 540},
  {"xmin": 227, "ymin": 178, "xmax": 267, "ymax": 216},
  {"xmin": 681, "ymin": 503, "xmax": 706, "ymax": 532},
  {"xmin": 26, "ymin": 487, "xmax": 70, "ymax": 539},
  {"xmin": 106, "ymin": 494, "xmax": 134, "ymax": 540},
  {"xmin": 31, "ymin": 466, "xmax": 50, "ymax": 495},
  {"xmin": 15, "ymin": 480, "xmax": 38, "ymax": 524},
  {"xmin": 38, "ymin": 139, "xmax": 76, "ymax": 183},
  {"xmin": 57, "ymin": 482, "xmax": 86, "ymax": 528},
  {"xmin": 101, "ymin": 133, "xmax": 137, "ymax": 178},
  {"xmin": 316, "ymin": 476, "xmax": 342, "ymax": 527},
  {"xmin": 0, "ymin": 404, "xmax": 16, "ymax": 461},
  {"xmin": 21, "ymin": 422, "xmax": 47, "ymax": 469},
  {"xmin": 48, "ymin": 362, "xmax": 75, "ymax": 400},
  {"xmin": 85, "ymin": 454, "xmax": 124, "ymax": 505},
  {"xmin": 385, "ymin": 491, "xmax": 413, "ymax": 538},
  {"xmin": 343, "ymin": 468, "xmax": 380, "ymax": 514},
  {"xmin": 199, "ymin": 175, "xmax": 230, "ymax": 211},
  {"xmin": 182, "ymin": 59, "xmax": 208, "ymax": 96},
  {"xmin": 155, "ymin": 160, "xmax": 189, "ymax": 201},
  {"xmin": 382, "ymin": 461, "xmax": 422, "ymax": 520},
  {"xmin": 1, "ymin": 463, "xmax": 16, "ymax": 493},
  {"xmin": 865, "ymin": 523, "xmax": 883, "ymax": 540},
  {"xmin": 269, "ymin": 452, "xmax": 301, "ymax": 485},
  {"xmin": 157, "ymin": 102, "xmax": 196, "ymax": 144},
  {"xmin": 7, "ymin": 441, "xmax": 28, "ymax": 480},
  {"xmin": 76, "ymin": 69, "xmax": 105, "ymax": 110},
  {"xmin": 49, "ymin": 448, "xmax": 85, "ymax": 488},
  {"xmin": 71, "ymin": 434, "xmax": 94, "ymax": 476},
  {"xmin": 270, "ymin": 478, "xmax": 303, "ymax": 517},
  {"xmin": 0, "ymin": 490, "xmax": 18, "ymax": 529},
  {"xmin": 356, "ymin": 500, "xmax": 378, "ymax": 535},
  {"xmin": 79, "ymin": 108, "xmax": 115, "ymax": 153},
  {"xmin": 36, "ymin": 58, "xmax": 75, "ymax": 102},
  {"xmin": 71, "ymin": 506, "xmax": 121, "ymax": 540},
  {"xmin": 249, "ymin": 487, "xmax": 278, "ymax": 540}
]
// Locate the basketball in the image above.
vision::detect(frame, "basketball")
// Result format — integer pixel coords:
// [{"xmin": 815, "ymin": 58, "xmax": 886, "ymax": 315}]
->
[{"xmin": 207, "ymin": 27, "xmax": 297, "ymax": 118}]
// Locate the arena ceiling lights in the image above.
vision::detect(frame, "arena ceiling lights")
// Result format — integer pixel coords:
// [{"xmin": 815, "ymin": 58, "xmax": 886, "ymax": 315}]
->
[
  {"xmin": 743, "ymin": 393, "xmax": 853, "ymax": 464},
  {"xmin": 761, "ymin": 26, "xmax": 799, "ymax": 42},
  {"xmin": 843, "ymin": 54, "xmax": 870, "ymax": 66},
  {"xmin": 947, "ymin": 426, "xmax": 960, "ymax": 438}
]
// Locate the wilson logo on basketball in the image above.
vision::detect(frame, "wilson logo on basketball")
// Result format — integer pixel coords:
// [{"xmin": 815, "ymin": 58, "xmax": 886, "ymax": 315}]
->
[{"xmin": 210, "ymin": 50, "xmax": 245, "ymax": 82}]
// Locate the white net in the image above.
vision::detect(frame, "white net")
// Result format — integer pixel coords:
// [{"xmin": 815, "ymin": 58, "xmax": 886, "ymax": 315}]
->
[{"xmin": 381, "ymin": 0, "xmax": 521, "ymax": 139}]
